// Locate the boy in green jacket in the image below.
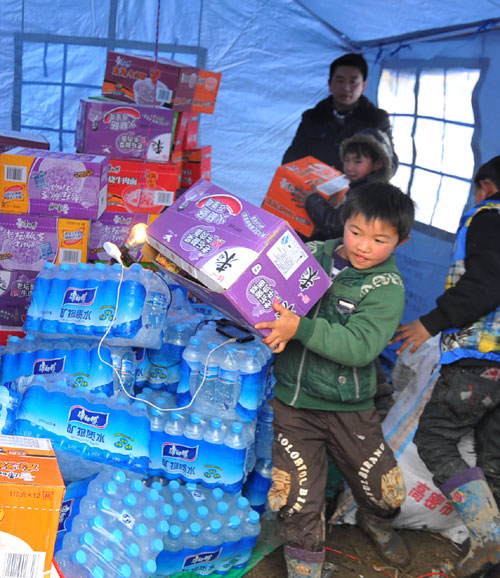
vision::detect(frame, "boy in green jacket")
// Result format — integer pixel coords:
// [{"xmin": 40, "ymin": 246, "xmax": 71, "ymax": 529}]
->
[{"xmin": 255, "ymin": 182, "xmax": 415, "ymax": 578}]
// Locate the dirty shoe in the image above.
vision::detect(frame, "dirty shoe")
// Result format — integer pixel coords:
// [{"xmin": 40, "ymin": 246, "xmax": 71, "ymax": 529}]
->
[
  {"xmin": 441, "ymin": 468, "xmax": 500, "ymax": 577},
  {"xmin": 284, "ymin": 546, "xmax": 327, "ymax": 578},
  {"xmin": 356, "ymin": 508, "xmax": 410, "ymax": 567}
]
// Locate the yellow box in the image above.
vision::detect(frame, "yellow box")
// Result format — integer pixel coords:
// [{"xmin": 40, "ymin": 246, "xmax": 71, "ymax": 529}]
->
[{"xmin": 0, "ymin": 435, "xmax": 65, "ymax": 577}]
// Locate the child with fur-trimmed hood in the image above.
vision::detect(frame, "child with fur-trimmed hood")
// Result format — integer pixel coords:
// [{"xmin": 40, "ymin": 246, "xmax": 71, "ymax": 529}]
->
[{"xmin": 292, "ymin": 127, "xmax": 397, "ymax": 241}]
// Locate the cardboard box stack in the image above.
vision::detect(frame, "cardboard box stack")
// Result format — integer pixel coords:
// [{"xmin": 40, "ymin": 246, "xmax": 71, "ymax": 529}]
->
[{"xmin": 0, "ymin": 147, "xmax": 100, "ymax": 343}]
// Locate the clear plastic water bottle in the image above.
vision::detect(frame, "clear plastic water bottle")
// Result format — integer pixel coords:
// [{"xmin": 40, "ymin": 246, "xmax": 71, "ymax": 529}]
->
[
  {"xmin": 164, "ymin": 411, "xmax": 184, "ymax": 436},
  {"xmin": 184, "ymin": 522, "xmax": 203, "ymax": 550},
  {"xmin": 205, "ymin": 518, "xmax": 223, "ymax": 546},
  {"xmin": 196, "ymin": 342, "xmax": 221, "ymax": 410},
  {"xmin": 203, "ymin": 417, "xmax": 225, "ymax": 444},
  {"xmin": 95, "ymin": 262, "xmax": 121, "ymax": 336},
  {"xmin": 163, "ymin": 524, "xmax": 183, "ymax": 552},
  {"xmin": 42, "ymin": 263, "xmax": 72, "ymax": 334},
  {"xmin": 217, "ymin": 346, "xmax": 241, "ymax": 414},
  {"xmin": 177, "ymin": 336, "xmax": 202, "ymax": 407},
  {"xmin": 237, "ymin": 347, "xmax": 262, "ymax": 421},
  {"xmin": 243, "ymin": 458, "xmax": 273, "ymax": 513},
  {"xmin": 225, "ymin": 421, "xmax": 247, "ymax": 450},
  {"xmin": 114, "ymin": 263, "xmax": 147, "ymax": 338},
  {"xmin": 24, "ymin": 262, "xmax": 53, "ymax": 332},
  {"xmin": 254, "ymin": 403, "xmax": 274, "ymax": 460},
  {"xmin": 184, "ymin": 412, "xmax": 205, "ymax": 440},
  {"xmin": 233, "ymin": 509, "xmax": 261, "ymax": 569}
]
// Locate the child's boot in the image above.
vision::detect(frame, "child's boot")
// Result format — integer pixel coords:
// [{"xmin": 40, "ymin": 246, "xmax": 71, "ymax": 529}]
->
[
  {"xmin": 441, "ymin": 467, "xmax": 500, "ymax": 577},
  {"xmin": 284, "ymin": 546, "xmax": 335, "ymax": 577},
  {"xmin": 356, "ymin": 508, "xmax": 410, "ymax": 567}
]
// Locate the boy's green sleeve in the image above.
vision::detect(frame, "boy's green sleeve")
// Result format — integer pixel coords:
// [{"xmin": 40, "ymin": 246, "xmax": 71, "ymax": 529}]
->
[{"xmin": 294, "ymin": 282, "xmax": 405, "ymax": 367}]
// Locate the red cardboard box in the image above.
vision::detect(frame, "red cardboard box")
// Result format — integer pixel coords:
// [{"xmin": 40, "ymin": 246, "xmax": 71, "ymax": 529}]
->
[
  {"xmin": 262, "ymin": 156, "xmax": 350, "ymax": 237},
  {"xmin": 171, "ymin": 112, "xmax": 199, "ymax": 153},
  {"xmin": 102, "ymin": 51, "xmax": 198, "ymax": 111},
  {"xmin": 107, "ymin": 158, "xmax": 180, "ymax": 213},
  {"xmin": 172, "ymin": 146, "xmax": 211, "ymax": 189},
  {"xmin": 192, "ymin": 69, "xmax": 222, "ymax": 114}
]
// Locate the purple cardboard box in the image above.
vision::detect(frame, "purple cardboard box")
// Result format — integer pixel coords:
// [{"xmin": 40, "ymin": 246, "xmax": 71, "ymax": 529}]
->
[
  {"xmin": 0, "ymin": 269, "xmax": 37, "ymax": 331},
  {"xmin": 0, "ymin": 213, "xmax": 90, "ymax": 272},
  {"xmin": 0, "ymin": 148, "xmax": 109, "ymax": 220},
  {"xmin": 88, "ymin": 211, "xmax": 150, "ymax": 261},
  {"xmin": 75, "ymin": 99, "xmax": 174, "ymax": 162},
  {"xmin": 102, "ymin": 51, "xmax": 198, "ymax": 112},
  {"xmin": 146, "ymin": 179, "xmax": 332, "ymax": 334}
]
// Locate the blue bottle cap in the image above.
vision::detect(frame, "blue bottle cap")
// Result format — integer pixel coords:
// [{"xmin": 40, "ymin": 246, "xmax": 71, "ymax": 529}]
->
[
  {"xmin": 111, "ymin": 528, "xmax": 123, "ymax": 542},
  {"xmin": 143, "ymin": 560, "xmax": 157, "ymax": 574},
  {"xmin": 197, "ymin": 506, "xmax": 209, "ymax": 519},
  {"xmin": 79, "ymin": 532, "xmax": 94, "ymax": 547},
  {"xmin": 190, "ymin": 522, "xmax": 202, "ymax": 536},
  {"xmin": 249, "ymin": 510, "xmax": 260, "ymax": 523},
  {"xmin": 123, "ymin": 492, "xmax": 137, "ymax": 507},
  {"xmin": 150, "ymin": 481, "xmax": 163, "ymax": 492},
  {"xmin": 150, "ymin": 537, "xmax": 163, "ymax": 553},
  {"xmin": 130, "ymin": 479, "xmax": 144, "ymax": 493},
  {"xmin": 143, "ymin": 505, "xmax": 156, "ymax": 520},
  {"xmin": 71, "ymin": 549, "xmax": 86, "ymax": 565},
  {"xmin": 90, "ymin": 515, "xmax": 104, "ymax": 530},
  {"xmin": 102, "ymin": 548, "xmax": 114, "ymax": 562},
  {"xmin": 212, "ymin": 488, "xmax": 224, "ymax": 501},
  {"xmin": 162, "ymin": 503, "xmax": 173, "ymax": 517},
  {"xmin": 237, "ymin": 497, "xmax": 249, "ymax": 509},
  {"xmin": 147, "ymin": 488, "xmax": 160, "ymax": 502},
  {"xmin": 113, "ymin": 470, "xmax": 127, "ymax": 484},
  {"xmin": 97, "ymin": 497, "xmax": 111, "ymax": 511},
  {"xmin": 231, "ymin": 421, "xmax": 243, "ymax": 433},
  {"xmin": 157, "ymin": 520, "xmax": 169, "ymax": 534},
  {"xmin": 172, "ymin": 492, "xmax": 184, "ymax": 505},
  {"xmin": 217, "ymin": 501, "xmax": 229, "ymax": 514},
  {"xmin": 210, "ymin": 519, "xmax": 222, "ymax": 532},
  {"xmin": 133, "ymin": 523, "xmax": 148, "ymax": 538},
  {"xmin": 229, "ymin": 515, "xmax": 241, "ymax": 528},
  {"xmin": 177, "ymin": 508, "xmax": 189, "ymax": 523},
  {"xmin": 118, "ymin": 564, "xmax": 132, "ymax": 578},
  {"xmin": 104, "ymin": 481, "xmax": 118, "ymax": 495},
  {"xmin": 91, "ymin": 566, "xmax": 104, "ymax": 578},
  {"xmin": 170, "ymin": 525, "xmax": 181, "ymax": 539},
  {"xmin": 126, "ymin": 543, "xmax": 140, "ymax": 558}
]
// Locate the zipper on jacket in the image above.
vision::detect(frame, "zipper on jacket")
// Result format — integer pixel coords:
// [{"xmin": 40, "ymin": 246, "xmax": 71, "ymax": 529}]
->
[
  {"xmin": 290, "ymin": 296, "xmax": 324, "ymax": 406},
  {"xmin": 353, "ymin": 367, "xmax": 360, "ymax": 399}
]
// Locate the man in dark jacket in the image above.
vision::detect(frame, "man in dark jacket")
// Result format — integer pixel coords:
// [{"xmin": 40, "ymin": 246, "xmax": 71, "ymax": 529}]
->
[{"xmin": 282, "ymin": 53, "xmax": 395, "ymax": 172}]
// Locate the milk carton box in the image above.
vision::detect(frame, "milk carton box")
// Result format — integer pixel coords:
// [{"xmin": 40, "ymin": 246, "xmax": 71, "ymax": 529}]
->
[
  {"xmin": 0, "ymin": 213, "xmax": 90, "ymax": 271},
  {"xmin": 102, "ymin": 51, "xmax": 198, "ymax": 111},
  {"xmin": 262, "ymin": 156, "xmax": 350, "ymax": 237},
  {"xmin": 75, "ymin": 98, "xmax": 175, "ymax": 162},
  {"xmin": 0, "ymin": 148, "xmax": 109, "ymax": 220},
  {"xmin": 146, "ymin": 179, "xmax": 331, "ymax": 334},
  {"xmin": 0, "ymin": 435, "xmax": 65, "ymax": 578}
]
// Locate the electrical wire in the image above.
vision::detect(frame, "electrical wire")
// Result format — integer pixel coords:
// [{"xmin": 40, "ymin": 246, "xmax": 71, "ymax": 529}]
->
[{"xmin": 96, "ymin": 257, "xmax": 237, "ymax": 413}]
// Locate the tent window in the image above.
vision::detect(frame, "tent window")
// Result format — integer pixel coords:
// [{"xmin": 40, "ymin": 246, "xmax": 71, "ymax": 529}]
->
[{"xmin": 378, "ymin": 66, "xmax": 480, "ymax": 234}]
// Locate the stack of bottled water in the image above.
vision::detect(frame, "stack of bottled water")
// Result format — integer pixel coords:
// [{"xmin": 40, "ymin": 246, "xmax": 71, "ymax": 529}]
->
[
  {"xmin": 24, "ymin": 261, "xmax": 170, "ymax": 348},
  {"xmin": 254, "ymin": 402, "xmax": 274, "ymax": 461},
  {"xmin": 148, "ymin": 408, "xmax": 256, "ymax": 493},
  {"xmin": 152, "ymin": 480, "xmax": 261, "ymax": 576},
  {"xmin": 7, "ymin": 374, "xmax": 151, "ymax": 481},
  {"xmin": 0, "ymin": 334, "xmax": 135, "ymax": 396},
  {"xmin": 176, "ymin": 321, "xmax": 273, "ymax": 421},
  {"xmin": 55, "ymin": 470, "xmax": 166, "ymax": 578}
]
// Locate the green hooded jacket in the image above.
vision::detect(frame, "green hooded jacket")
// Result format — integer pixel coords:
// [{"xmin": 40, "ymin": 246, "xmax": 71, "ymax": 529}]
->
[{"xmin": 273, "ymin": 238, "xmax": 406, "ymax": 411}]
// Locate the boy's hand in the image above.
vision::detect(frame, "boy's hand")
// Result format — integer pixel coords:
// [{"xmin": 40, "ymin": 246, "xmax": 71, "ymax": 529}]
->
[
  {"xmin": 390, "ymin": 320, "xmax": 432, "ymax": 354},
  {"xmin": 291, "ymin": 187, "xmax": 314, "ymax": 208},
  {"xmin": 255, "ymin": 302, "xmax": 300, "ymax": 353}
]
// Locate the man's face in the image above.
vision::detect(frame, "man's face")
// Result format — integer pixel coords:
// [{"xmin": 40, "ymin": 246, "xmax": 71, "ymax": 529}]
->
[{"xmin": 329, "ymin": 65, "xmax": 367, "ymax": 112}]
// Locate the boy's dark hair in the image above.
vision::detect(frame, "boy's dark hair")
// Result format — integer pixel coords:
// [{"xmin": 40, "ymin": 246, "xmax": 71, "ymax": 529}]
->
[
  {"xmin": 474, "ymin": 156, "xmax": 500, "ymax": 190},
  {"xmin": 343, "ymin": 141, "xmax": 380, "ymax": 163},
  {"xmin": 329, "ymin": 53, "xmax": 368, "ymax": 81},
  {"xmin": 341, "ymin": 182, "xmax": 415, "ymax": 241}
]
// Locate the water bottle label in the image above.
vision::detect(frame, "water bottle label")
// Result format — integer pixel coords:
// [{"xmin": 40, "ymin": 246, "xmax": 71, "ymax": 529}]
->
[
  {"xmin": 15, "ymin": 385, "xmax": 150, "ymax": 475},
  {"xmin": 236, "ymin": 373, "xmax": 260, "ymax": 421},
  {"xmin": 183, "ymin": 549, "xmax": 223, "ymax": 570},
  {"xmin": 63, "ymin": 286, "xmax": 98, "ymax": 306},
  {"xmin": 159, "ymin": 435, "xmax": 246, "ymax": 492},
  {"xmin": 33, "ymin": 356, "xmax": 66, "ymax": 375}
]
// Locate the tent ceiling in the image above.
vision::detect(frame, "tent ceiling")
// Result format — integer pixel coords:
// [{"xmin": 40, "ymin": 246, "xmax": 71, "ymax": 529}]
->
[{"xmin": 298, "ymin": 0, "xmax": 500, "ymax": 45}]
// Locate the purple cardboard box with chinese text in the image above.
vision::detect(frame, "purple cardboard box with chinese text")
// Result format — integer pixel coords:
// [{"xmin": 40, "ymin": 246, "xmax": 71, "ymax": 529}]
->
[
  {"xmin": 146, "ymin": 179, "xmax": 331, "ymax": 334},
  {"xmin": 75, "ymin": 99, "xmax": 174, "ymax": 162},
  {"xmin": 0, "ymin": 269, "xmax": 37, "ymax": 331}
]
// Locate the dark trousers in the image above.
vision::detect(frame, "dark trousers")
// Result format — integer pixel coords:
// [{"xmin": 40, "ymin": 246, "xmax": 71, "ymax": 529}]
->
[
  {"xmin": 414, "ymin": 365, "xmax": 500, "ymax": 505},
  {"xmin": 269, "ymin": 398, "xmax": 405, "ymax": 552}
]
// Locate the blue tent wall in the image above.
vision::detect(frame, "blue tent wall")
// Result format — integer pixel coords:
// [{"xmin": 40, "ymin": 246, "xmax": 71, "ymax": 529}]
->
[{"xmin": 1, "ymin": 0, "xmax": 500, "ymax": 328}]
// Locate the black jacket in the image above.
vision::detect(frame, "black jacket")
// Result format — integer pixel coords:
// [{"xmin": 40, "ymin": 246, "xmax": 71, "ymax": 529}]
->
[
  {"xmin": 420, "ymin": 191, "xmax": 500, "ymax": 366},
  {"xmin": 282, "ymin": 95, "xmax": 393, "ymax": 171}
]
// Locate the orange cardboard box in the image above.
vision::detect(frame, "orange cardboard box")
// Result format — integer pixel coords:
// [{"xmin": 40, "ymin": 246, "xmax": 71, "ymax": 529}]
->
[
  {"xmin": 0, "ymin": 435, "xmax": 65, "ymax": 577},
  {"xmin": 262, "ymin": 156, "xmax": 350, "ymax": 237},
  {"xmin": 192, "ymin": 69, "xmax": 222, "ymax": 114}
]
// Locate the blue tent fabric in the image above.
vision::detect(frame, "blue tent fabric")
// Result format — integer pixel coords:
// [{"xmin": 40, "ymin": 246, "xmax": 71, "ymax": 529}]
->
[{"xmin": 2, "ymin": 0, "xmax": 500, "ymax": 320}]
